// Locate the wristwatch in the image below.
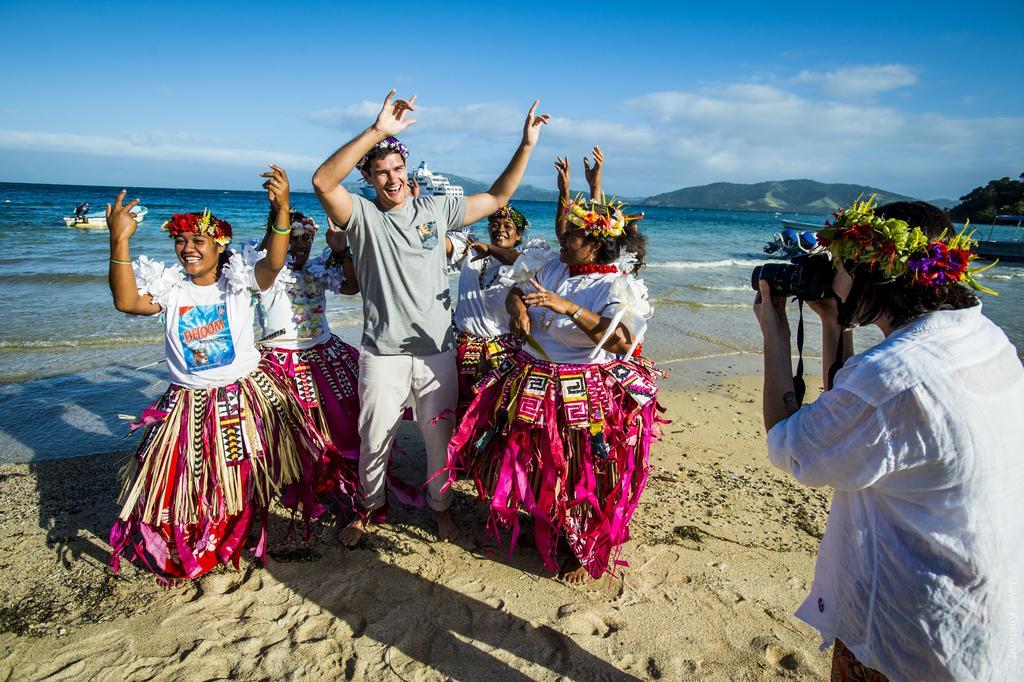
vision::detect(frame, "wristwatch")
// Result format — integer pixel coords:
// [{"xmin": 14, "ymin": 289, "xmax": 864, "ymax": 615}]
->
[{"xmin": 571, "ymin": 305, "xmax": 584, "ymax": 322}]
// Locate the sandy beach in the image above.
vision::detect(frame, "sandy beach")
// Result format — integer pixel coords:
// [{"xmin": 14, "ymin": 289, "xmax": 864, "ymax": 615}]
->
[{"xmin": 0, "ymin": 354, "xmax": 841, "ymax": 680}]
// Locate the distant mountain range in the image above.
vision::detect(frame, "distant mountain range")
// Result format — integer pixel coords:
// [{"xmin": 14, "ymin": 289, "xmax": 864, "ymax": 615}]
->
[
  {"xmin": 347, "ymin": 174, "xmax": 954, "ymax": 214},
  {"xmin": 641, "ymin": 179, "xmax": 935, "ymax": 214}
]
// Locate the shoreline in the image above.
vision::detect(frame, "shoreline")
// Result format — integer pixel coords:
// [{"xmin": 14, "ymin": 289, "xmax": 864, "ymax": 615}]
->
[{"xmin": 0, "ymin": 360, "xmax": 834, "ymax": 679}]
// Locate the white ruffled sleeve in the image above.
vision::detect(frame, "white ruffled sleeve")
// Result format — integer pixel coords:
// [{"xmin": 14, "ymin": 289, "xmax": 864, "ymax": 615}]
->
[
  {"xmin": 306, "ymin": 248, "xmax": 345, "ymax": 294},
  {"xmin": 596, "ymin": 274, "xmax": 653, "ymax": 360},
  {"xmin": 224, "ymin": 241, "xmax": 291, "ymax": 294},
  {"xmin": 132, "ymin": 255, "xmax": 186, "ymax": 310},
  {"xmin": 504, "ymin": 240, "xmax": 557, "ymax": 286}
]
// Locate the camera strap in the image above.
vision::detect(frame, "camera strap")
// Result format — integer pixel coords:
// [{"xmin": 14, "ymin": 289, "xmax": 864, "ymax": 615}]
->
[
  {"xmin": 827, "ymin": 333, "xmax": 845, "ymax": 390},
  {"xmin": 793, "ymin": 299, "xmax": 806, "ymax": 406}
]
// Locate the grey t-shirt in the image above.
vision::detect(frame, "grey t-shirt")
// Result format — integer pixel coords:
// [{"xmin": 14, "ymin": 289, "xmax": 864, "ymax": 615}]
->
[{"xmin": 346, "ymin": 194, "xmax": 467, "ymax": 355}]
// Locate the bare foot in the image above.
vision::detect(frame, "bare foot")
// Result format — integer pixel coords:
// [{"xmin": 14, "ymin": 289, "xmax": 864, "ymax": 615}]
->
[
  {"xmin": 162, "ymin": 576, "xmax": 187, "ymax": 589},
  {"xmin": 338, "ymin": 516, "xmax": 367, "ymax": 547},
  {"xmin": 558, "ymin": 556, "xmax": 591, "ymax": 584},
  {"xmin": 431, "ymin": 508, "xmax": 459, "ymax": 543}
]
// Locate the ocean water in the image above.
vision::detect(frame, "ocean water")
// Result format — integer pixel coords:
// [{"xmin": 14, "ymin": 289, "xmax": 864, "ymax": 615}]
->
[{"xmin": 1, "ymin": 181, "xmax": 1022, "ymax": 462}]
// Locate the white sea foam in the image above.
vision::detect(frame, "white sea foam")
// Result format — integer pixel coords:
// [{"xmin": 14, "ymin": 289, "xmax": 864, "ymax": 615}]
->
[
  {"xmin": 688, "ymin": 284, "xmax": 751, "ymax": 292},
  {"xmin": 647, "ymin": 259, "xmax": 764, "ymax": 270}
]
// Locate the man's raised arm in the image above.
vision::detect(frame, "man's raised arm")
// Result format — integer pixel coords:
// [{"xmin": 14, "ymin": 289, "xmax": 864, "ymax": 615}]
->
[
  {"xmin": 464, "ymin": 100, "xmax": 549, "ymax": 225},
  {"xmin": 312, "ymin": 89, "xmax": 417, "ymax": 227}
]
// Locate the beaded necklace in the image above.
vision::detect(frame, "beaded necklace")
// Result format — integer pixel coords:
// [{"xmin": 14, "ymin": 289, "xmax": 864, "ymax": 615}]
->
[
  {"xmin": 477, "ymin": 257, "xmax": 502, "ymax": 290},
  {"xmin": 569, "ymin": 263, "xmax": 618, "ymax": 276}
]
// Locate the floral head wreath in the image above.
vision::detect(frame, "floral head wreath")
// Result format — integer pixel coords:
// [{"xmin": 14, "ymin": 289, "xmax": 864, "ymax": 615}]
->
[
  {"xmin": 489, "ymin": 204, "xmax": 529, "ymax": 232},
  {"xmin": 357, "ymin": 136, "xmax": 409, "ymax": 171},
  {"xmin": 266, "ymin": 210, "xmax": 318, "ymax": 236},
  {"xmin": 816, "ymin": 196, "xmax": 996, "ymax": 294},
  {"xmin": 563, "ymin": 194, "xmax": 642, "ymax": 239},
  {"xmin": 162, "ymin": 209, "xmax": 232, "ymax": 246}
]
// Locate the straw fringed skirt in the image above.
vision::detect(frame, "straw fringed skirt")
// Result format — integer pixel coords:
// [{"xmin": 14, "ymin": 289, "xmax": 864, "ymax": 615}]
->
[
  {"xmin": 455, "ymin": 331, "xmax": 520, "ymax": 415},
  {"xmin": 446, "ymin": 350, "xmax": 663, "ymax": 578},
  {"xmin": 261, "ymin": 335, "xmax": 423, "ymax": 508},
  {"xmin": 109, "ymin": 365, "xmax": 338, "ymax": 581}
]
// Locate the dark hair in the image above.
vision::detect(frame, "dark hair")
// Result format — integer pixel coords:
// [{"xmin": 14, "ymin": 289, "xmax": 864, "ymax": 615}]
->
[
  {"xmin": 358, "ymin": 148, "xmax": 405, "ymax": 174},
  {"xmin": 840, "ymin": 201, "xmax": 978, "ymax": 329},
  {"xmin": 587, "ymin": 222, "xmax": 647, "ymax": 275}
]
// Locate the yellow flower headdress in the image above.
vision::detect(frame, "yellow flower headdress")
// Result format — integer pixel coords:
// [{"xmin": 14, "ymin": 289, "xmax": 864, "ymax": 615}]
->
[{"xmin": 563, "ymin": 194, "xmax": 639, "ymax": 239}]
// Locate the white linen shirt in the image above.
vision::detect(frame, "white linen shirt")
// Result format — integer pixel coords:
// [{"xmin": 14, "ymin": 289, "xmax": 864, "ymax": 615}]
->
[{"xmin": 767, "ymin": 304, "xmax": 1024, "ymax": 681}]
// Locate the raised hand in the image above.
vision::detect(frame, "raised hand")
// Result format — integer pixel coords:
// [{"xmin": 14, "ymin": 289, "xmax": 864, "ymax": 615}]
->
[
  {"xmin": 325, "ymin": 217, "xmax": 348, "ymax": 252},
  {"xmin": 521, "ymin": 100, "xmax": 550, "ymax": 148},
  {"xmin": 373, "ymin": 89, "xmax": 417, "ymax": 137},
  {"xmin": 469, "ymin": 240, "xmax": 490, "ymax": 261},
  {"xmin": 261, "ymin": 164, "xmax": 291, "ymax": 213},
  {"xmin": 583, "ymin": 145, "xmax": 603, "ymax": 197},
  {"xmin": 106, "ymin": 189, "xmax": 141, "ymax": 242},
  {"xmin": 555, "ymin": 157, "xmax": 570, "ymax": 195}
]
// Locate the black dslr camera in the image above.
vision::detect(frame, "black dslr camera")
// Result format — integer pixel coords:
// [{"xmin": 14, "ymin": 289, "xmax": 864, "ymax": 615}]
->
[{"xmin": 750, "ymin": 253, "xmax": 833, "ymax": 301}]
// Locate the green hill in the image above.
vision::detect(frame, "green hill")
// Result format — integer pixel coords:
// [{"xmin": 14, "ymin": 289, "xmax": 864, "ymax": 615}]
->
[{"xmin": 640, "ymin": 179, "xmax": 918, "ymax": 214}]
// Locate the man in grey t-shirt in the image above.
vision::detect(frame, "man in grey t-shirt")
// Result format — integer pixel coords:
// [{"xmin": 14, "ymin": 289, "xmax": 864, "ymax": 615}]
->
[{"xmin": 313, "ymin": 90, "xmax": 549, "ymax": 545}]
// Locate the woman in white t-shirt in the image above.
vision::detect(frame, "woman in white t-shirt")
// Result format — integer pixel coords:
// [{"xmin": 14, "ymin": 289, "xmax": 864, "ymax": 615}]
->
[
  {"xmin": 448, "ymin": 205, "xmax": 550, "ymax": 414},
  {"xmin": 105, "ymin": 167, "xmax": 336, "ymax": 584},
  {"xmin": 446, "ymin": 193, "xmax": 663, "ymax": 583}
]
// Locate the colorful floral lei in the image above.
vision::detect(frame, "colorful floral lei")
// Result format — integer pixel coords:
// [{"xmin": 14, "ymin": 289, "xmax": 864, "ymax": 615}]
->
[
  {"xmin": 563, "ymin": 195, "xmax": 640, "ymax": 239},
  {"xmin": 816, "ymin": 197, "xmax": 995, "ymax": 294},
  {"xmin": 358, "ymin": 136, "xmax": 409, "ymax": 171},
  {"xmin": 162, "ymin": 209, "xmax": 232, "ymax": 246},
  {"xmin": 489, "ymin": 204, "xmax": 529, "ymax": 232}
]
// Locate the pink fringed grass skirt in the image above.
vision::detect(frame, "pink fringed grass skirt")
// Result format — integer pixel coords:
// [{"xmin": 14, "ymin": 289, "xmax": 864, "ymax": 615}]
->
[
  {"xmin": 261, "ymin": 335, "xmax": 424, "ymax": 510},
  {"xmin": 446, "ymin": 350, "xmax": 664, "ymax": 578},
  {"xmin": 109, "ymin": 363, "xmax": 341, "ymax": 582}
]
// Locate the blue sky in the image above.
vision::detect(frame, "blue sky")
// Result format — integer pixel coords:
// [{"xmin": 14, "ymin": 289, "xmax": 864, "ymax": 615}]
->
[{"xmin": 1, "ymin": 0, "xmax": 1021, "ymax": 199}]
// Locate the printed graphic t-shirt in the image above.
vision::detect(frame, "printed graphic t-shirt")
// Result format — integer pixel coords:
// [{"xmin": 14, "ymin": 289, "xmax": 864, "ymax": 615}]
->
[
  {"xmin": 346, "ymin": 194, "xmax": 466, "ymax": 355},
  {"xmin": 134, "ymin": 255, "xmax": 263, "ymax": 389},
  {"xmin": 246, "ymin": 241, "xmax": 345, "ymax": 351}
]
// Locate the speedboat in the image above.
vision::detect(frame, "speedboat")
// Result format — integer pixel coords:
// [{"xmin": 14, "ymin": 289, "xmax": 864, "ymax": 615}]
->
[
  {"xmin": 778, "ymin": 218, "xmax": 824, "ymax": 231},
  {"xmin": 764, "ymin": 219, "xmax": 821, "ymax": 258},
  {"xmin": 975, "ymin": 215, "xmax": 1024, "ymax": 261},
  {"xmin": 63, "ymin": 205, "xmax": 147, "ymax": 229}
]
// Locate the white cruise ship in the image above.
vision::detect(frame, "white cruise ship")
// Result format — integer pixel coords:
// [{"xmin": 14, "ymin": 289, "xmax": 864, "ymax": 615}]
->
[{"xmin": 358, "ymin": 161, "xmax": 464, "ymax": 200}]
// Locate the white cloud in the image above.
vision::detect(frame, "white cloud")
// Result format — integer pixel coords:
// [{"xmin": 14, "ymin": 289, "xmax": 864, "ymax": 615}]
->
[
  {"xmin": 793, "ymin": 64, "xmax": 918, "ymax": 98},
  {"xmin": 0, "ymin": 129, "xmax": 320, "ymax": 170},
  {"xmin": 4, "ymin": 65, "xmax": 1021, "ymax": 200}
]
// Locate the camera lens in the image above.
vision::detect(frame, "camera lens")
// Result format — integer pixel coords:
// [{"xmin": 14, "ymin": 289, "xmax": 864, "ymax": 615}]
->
[{"xmin": 750, "ymin": 266, "xmax": 764, "ymax": 291}]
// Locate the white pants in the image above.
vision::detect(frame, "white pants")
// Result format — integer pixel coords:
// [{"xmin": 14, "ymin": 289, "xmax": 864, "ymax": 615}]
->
[{"xmin": 357, "ymin": 348, "xmax": 457, "ymax": 511}]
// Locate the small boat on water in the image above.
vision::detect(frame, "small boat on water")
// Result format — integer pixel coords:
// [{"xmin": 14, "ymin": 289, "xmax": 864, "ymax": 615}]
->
[
  {"xmin": 778, "ymin": 218, "xmax": 824, "ymax": 231},
  {"xmin": 764, "ymin": 219, "xmax": 822, "ymax": 258},
  {"xmin": 63, "ymin": 205, "xmax": 147, "ymax": 229},
  {"xmin": 974, "ymin": 215, "xmax": 1024, "ymax": 261}
]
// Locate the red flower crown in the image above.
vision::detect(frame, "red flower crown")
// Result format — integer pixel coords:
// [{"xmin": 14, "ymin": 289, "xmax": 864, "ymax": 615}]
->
[{"xmin": 162, "ymin": 209, "xmax": 232, "ymax": 246}]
